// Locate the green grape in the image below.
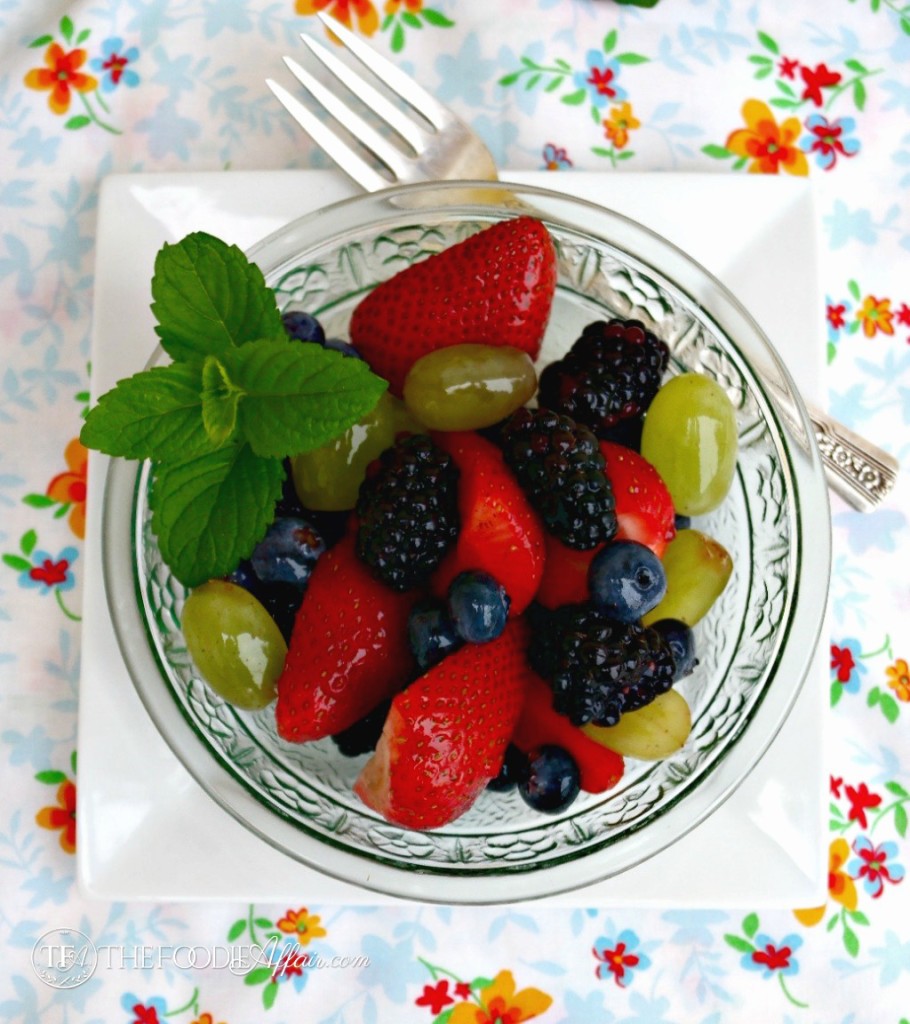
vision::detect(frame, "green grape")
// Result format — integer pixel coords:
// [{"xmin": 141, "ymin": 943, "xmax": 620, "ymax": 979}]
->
[
  {"xmin": 182, "ymin": 580, "xmax": 287, "ymax": 710},
  {"xmin": 642, "ymin": 528, "xmax": 733, "ymax": 627},
  {"xmin": 291, "ymin": 391, "xmax": 424, "ymax": 511},
  {"xmin": 640, "ymin": 373, "xmax": 738, "ymax": 516},
  {"xmin": 583, "ymin": 690, "xmax": 692, "ymax": 761},
  {"xmin": 402, "ymin": 344, "xmax": 537, "ymax": 430}
]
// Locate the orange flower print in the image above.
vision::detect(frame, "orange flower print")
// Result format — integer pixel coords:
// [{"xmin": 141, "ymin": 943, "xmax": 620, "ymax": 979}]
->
[
  {"xmin": 793, "ymin": 837, "xmax": 858, "ymax": 925},
  {"xmin": 855, "ymin": 295, "xmax": 895, "ymax": 338},
  {"xmin": 47, "ymin": 438, "xmax": 88, "ymax": 539},
  {"xmin": 296, "ymin": 0, "xmax": 379, "ymax": 36},
  {"xmin": 191, "ymin": 1015, "xmax": 227, "ymax": 1024},
  {"xmin": 886, "ymin": 659, "xmax": 910, "ymax": 702},
  {"xmin": 725, "ymin": 99, "xmax": 808, "ymax": 176},
  {"xmin": 385, "ymin": 0, "xmax": 422, "ymax": 11},
  {"xmin": 24, "ymin": 43, "xmax": 97, "ymax": 114},
  {"xmin": 449, "ymin": 970, "xmax": 552, "ymax": 1024},
  {"xmin": 36, "ymin": 780, "xmax": 77, "ymax": 854},
  {"xmin": 276, "ymin": 907, "xmax": 327, "ymax": 946},
  {"xmin": 603, "ymin": 102, "xmax": 640, "ymax": 149}
]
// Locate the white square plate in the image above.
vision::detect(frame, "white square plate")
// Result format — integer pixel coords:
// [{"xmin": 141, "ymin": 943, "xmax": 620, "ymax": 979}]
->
[{"xmin": 78, "ymin": 171, "xmax": 826, "ymax": 905}]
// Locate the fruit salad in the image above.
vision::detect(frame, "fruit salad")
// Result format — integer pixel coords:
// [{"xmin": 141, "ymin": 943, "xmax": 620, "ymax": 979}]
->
[{"xmin": 81, "ymin": 216, "xmax": 739, "ymax": 833}]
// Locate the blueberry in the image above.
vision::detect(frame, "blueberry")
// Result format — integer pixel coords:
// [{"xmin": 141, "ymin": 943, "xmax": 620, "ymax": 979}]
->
[
  {"xmin": 324, "ymin": 337, "xmax": 363, "ymax": 360},
  {"xmin": 674, "ymin": 513, "xmax": 692, "ymax": 532},
  {"xmin": 588, "ymin": 540, "xmax": 667, "ymax": 623},
  {"xmin": 518, "ymin": 745, "xmax": 580, "ymax": 813},
  {"xmin": 281, "ymin": 309, "xmax": 326, "ymax": 345},
  {"xmin": 407, "ymin": 599, "xmax": 462, "ymax": 671},
  {"xmin": 486, "ymin": 744, "xmax": 528, "ymax": 792},
  {"xmin": 447, "ymin": 570, "xmax": 510, "ymax": 643},
  {"xmin": 651, "ymin": 618, "xmax": 698, "ymax": 679},
  {"xmin": 251, "ymin": 517, "xmax": 325, "ymax": 588}
]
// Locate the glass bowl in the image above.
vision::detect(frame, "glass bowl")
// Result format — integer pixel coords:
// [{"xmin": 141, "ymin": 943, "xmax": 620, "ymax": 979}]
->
[{"xmin": 102, "ymin": 180, "xmax": 831, "ymax": 903}]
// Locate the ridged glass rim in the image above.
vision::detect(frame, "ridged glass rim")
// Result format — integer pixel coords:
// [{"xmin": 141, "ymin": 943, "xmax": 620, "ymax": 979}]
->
[{"xmin": 102, "ymin": 179, "xmax": 831, "ymax": 903}]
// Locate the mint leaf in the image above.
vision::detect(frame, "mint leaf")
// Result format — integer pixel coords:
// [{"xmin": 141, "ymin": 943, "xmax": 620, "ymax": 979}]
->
[
  {"xmin": 223, "ymin": 338, "xmax": 388, "ymax": 459},
  {"xmin": 152, "ymin": 232, "xmax": 284, "ymax": 363},
  {"xmin": 201, "ymin": 355, "xmax": 241, "ymax": 447},
  {"xmin": 149, "ymin": 444, "xmax": 284, "ymax": 587},
  {"xmin": 79, "ymin": 362, "xmax": 212, "ymax": 461}
]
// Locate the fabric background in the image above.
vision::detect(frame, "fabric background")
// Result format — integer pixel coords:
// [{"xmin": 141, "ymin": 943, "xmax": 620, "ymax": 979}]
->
[{"xmin": 1, "ymin": 0, "xmax": 909, "ymax": 1020}]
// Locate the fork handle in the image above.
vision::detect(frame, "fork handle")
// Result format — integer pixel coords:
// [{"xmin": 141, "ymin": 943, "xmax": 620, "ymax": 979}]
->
[{"xmin": 806, "ymin": 401, "xmax": 898, "ymax": 512}]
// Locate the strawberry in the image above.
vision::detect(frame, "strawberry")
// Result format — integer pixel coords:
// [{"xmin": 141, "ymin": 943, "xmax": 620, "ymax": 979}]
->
[
  {"xmin": 354, "ymin": 617, "xmax": 531, "ymax": 829},
  {"xmin": 600, "ymin": 441, "xmax": 675, "ymax": 558},
  {"xmin": 275, "ymin": 534, "xmax": 416, "ymax": 743},
  {"xmin": 511, "ymin": 670, "xmax": 624, "ymax": 794},
  {"xmin": 430, "ymin": 431, "xmax": 545, "ymax": 615},
  {"xmin": 535, "ymin": 441, "xmax": 675, "ymax": 608},
  {"xmin": 348, "ymin": 216, "xmax": 557, "ymax": 395}
]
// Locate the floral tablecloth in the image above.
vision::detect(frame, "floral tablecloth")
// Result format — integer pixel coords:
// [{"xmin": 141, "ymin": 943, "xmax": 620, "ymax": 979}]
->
[{"xmin": 3, "ymin": 0, "xmax": 910, "ymax": 1021}]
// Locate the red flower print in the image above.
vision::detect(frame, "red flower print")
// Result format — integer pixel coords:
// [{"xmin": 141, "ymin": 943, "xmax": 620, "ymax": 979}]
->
[
  {"xmin": 587, "ymin": 65, "xmax": 619, "ymax": 99},
  {"xmin": 752, "ymin": 941, "xmax": 794, "ymax": 972},
  {"xmin": 30, "ymin": 557, "xmax": 71, "ymax": 587},
  {"xmin": 455, "ymin": 981, "xmax": 472, "ymax": 999},
  {"xmin": 416, "ymin": 979, "xmax": 455, "ymax": 1014},
  {"xmin": 830, "ymin": 644, "xmax": 856, "ymax": 682},
  {"xmin": 845, "ymin": 782, "xmax": 881, "ymax": 828},
  {"xmin": 827, "ymin": 303, "xmax": 847, "ymax": 330},
  {"xmin": 131, "ymin": 1005, "xmax": 160, "ymax": 1024},
  {"xmin": 800, "ymin": 62, "xmax": 841, "ymax": 106},
  {"xmin": 595, "ymin": 941, "xmax": 639, "ymax": 985},
  {"xmin": 778, "ymin": 56, "xmax": 799, "ymax": 79},
  {"xmin": 830, "ymin": 775, "xmax": 843, "ymax": 798},
  {"xmin": 896, "ymin": 303, "xmax": 910, "ymax": 327}
]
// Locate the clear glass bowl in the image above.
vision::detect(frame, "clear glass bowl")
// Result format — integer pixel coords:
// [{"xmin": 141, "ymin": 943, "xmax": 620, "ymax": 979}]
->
[{"xmin": 102, "ymin": 181, "xmax": 831, "ymax": 903}]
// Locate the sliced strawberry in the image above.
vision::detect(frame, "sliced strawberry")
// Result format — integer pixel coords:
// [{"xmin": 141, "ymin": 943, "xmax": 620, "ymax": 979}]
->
[
  {"xmin": 354, "ymin": 618, "xmax": 531, "ymax": 829},
  {"xmin": 600, "ymin": 441, "xmax": 676, "ymax": 558},
  {"xmin": 512, "ymin": 670, "xmax": 624, "ymax": 794},
  {"xmin": 535, "ymin": 442, "xmax": 675, "ymax": 608},
  {"xmin": 275, "ymin": 534, "xmax": 416, "ymax": 743},
  {"xmin": 349, "ymin": 217, "xmax": 557, "ymax": 395},
  {"xmin": 430, "ymin": 431, "xmax": 545, "ymax": 615}
]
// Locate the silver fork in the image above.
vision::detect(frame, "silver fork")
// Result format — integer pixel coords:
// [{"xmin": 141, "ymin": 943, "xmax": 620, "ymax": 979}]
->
[{"xmin": 266, "ymin": 12, "xmax": 898, "ymax": 512}]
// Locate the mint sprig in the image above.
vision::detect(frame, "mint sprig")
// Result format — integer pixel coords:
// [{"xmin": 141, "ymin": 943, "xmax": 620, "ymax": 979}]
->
[
  {"xmin": 152, "ymin": 232, "xmax": 285, "ymax": 362},
  {"xmin": 81, "ymin": 231, "xmax": 388, "ymax": 587}
]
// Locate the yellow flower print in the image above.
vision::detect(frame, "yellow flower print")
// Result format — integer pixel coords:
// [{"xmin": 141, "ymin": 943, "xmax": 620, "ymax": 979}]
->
[
  {"xmin": 449, "ymin": 970, "xmax": 552, "ymax": 1024},
  {"xmin": 276, "ymin": 907, "xmax": 327, "ymax": 946},
  {"xmin": 793, "ymin": 837, "xmax": 858, "ymax": 925},
  {"xmin": 47, "ymin": 438, "xmax": 88, "ymax": 540},
  {"xmin": 25, "ymin": 43, "xmax": 97, "ymax": 115},
  {"xmin": 725, "ymin": 99, "xmax": 808, "ymax": 176},
  {"xmin": 886, "ymin": 658, "xmax": 910, "ymax": 702},
  {"xmin": 296, "ymin": 0, "xmax": 379, "ymax": 36},
  {"xmin": 603, "ymin": 101, "xmax": 640, "ymax": 149},
  {"xmin": 855, "ymin": 295, "xmax": 895, "ymax": 338}
]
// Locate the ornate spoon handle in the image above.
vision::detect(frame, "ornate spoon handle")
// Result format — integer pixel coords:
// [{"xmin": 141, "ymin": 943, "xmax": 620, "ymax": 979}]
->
[{"xmin": 806, "ymin": 401, "xmax": 898, "ymax": 512}]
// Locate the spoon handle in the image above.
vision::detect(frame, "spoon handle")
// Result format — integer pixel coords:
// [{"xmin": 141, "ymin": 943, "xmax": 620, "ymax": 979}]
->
[{"xmin": 807, "ymin": 401, "xmax": 898, "ymax": 512}]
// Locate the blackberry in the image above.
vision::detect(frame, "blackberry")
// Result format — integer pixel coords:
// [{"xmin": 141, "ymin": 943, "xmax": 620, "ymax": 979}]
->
[
  {"xmin": 538, "ymin": 318, "xmax": 670, "ymax": 439},
  {"xmin": 498, "ymin": 406, "xmax": 617, "ymax": 550},
  {"xmin": 355, "ymin": 434, "xmax": 459, "ymax": 591},
  {"xmin": 528, "ymin": 603, "xmax": 676, "ymax": 727},
  {"xmin": 330, "ymin": 699, "xmax": 391, "ymax": 757}
]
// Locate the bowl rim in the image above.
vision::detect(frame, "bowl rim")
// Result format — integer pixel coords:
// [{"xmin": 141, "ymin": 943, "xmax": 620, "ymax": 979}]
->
[{"xmin": 101, "ymin": 178, "xmax": 832, "ymax": 904}]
